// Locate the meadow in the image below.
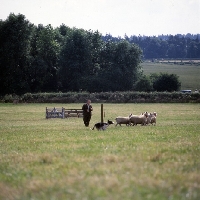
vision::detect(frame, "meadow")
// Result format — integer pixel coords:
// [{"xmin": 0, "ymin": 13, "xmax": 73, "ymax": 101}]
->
[
  {"xmin": 141, "ymin": 62, "xmax": 200, "ymax": 92},
  {"xmin": 0, "ymin": 103, "xmax": 200, "ymax": 200}
]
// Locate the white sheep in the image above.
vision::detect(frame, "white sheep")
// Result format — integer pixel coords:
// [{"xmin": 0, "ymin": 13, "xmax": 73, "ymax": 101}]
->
[
  {"xmin": 146, "ymin": 112, "xmax": 157, "ymax": 125},
  {"xmin": 150, "ymin": 112, "xmax": 157, "ymax": 125},
  {"xmin": 146, "ymin": 112, "xmax": 151, "ymax": 125},
  {"xmin": 115, "ymin": 114, "xmax": 133, "ymax": 126},
  {"xmin": 129, "ymin": 112, "xmax": 148, "ymax": 126}
]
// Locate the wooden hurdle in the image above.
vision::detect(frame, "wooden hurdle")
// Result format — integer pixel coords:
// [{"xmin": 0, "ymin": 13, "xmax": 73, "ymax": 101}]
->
[
  {"xmin": 46, "ymin": 107, "xmax": 83, "ymax": 119},
  {"xmin": 46, "ymin": 107, "xmax": 65, "ymax": 119},
  {"xmin": 64, "ymin": 109, "xmax": 83, "ymax": 118}
]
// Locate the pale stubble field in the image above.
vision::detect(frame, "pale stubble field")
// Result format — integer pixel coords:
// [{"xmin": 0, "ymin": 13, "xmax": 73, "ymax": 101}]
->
[{"xmin": 0, "ymin": 103, "xmax": 200, "ymax": 200}]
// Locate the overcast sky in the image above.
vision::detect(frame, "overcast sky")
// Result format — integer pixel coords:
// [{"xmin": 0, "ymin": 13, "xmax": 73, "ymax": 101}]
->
[{"xmin": 1, "ymin": 0, "xmax": 200, "ymax": 37}]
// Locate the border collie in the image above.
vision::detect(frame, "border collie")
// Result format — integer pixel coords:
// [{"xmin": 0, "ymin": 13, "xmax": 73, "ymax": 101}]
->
[{"xmin": 91, "ymin": 120, "xmax": 114, "ymax": 131}]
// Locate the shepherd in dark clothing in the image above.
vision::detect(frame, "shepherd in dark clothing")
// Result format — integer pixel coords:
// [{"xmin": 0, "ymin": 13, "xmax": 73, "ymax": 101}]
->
[{"xmin": 82, "ymin": 99, "xmax": 93, "ymax": 127}]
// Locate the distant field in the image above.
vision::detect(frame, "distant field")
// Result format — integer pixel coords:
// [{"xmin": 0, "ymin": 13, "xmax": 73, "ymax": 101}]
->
[
  {"xmin": 0, "ymin": 103, "xmax": 200, "ymax": 200},
  {"xmin": 141, "ymin": 62, "xmax": 200, "ymax": 91}
]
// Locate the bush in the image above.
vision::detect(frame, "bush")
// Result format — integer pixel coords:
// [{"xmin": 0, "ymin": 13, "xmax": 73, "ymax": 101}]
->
[
  {"xmin": 134, "ymin": 75, "xmax": 153, "ymax": 92},
  {"xmin": 19, "ymin": 92, "xmax": 200, "ymax": 103},
  {"xmin": 152, "ymin": 73, "xmax": 181, "ymax": 92}
]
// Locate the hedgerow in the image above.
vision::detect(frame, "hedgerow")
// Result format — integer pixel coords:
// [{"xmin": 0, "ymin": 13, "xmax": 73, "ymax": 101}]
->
[{"xmin": 1, "ymin": 91, "xmax": 200, "ymax": 103}]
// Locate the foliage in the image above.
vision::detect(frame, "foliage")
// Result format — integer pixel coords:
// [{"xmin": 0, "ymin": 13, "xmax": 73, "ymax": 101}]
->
[
  {"xmin": 59, "ymin": 31, "xmax": 142, "ymax": 92},
  {"xmin": 133, "ymin": 72, "xmax": 181, "ymax": 92},
  {"xmin": 0, "ymin": 13, "xmax": 33, "ymax": 94},
  {"xmin": 1, "ymin": 91, "xmax": 200, "ymax": 103},
  {"xmin": 103, "ymin": 34, "xmax": 200, "ymax": 59},
  {"xmin": 141, "ymin": 62, "xmax": 200, "ymax": 92},
  {"xmin": 134, "ymin": 75, "xmax": 153, "ymax": 92},
  {"xmin": 29, "ymin": 24, "xmax": 61, "ymax": 92},
  {"xmin": 59, "ymin": 29, "xmax": 102, "ymax": 91},
  {"xmin": 0, "ymin": 14, "xmax": 142, "ymax": 95},
  {"xmin": 152, "ymin": 73, "xmax": 181, "ymax": 92},
  {"xmin": 0, "ymin": 13, "xmax": 199, "ymax": 95}
]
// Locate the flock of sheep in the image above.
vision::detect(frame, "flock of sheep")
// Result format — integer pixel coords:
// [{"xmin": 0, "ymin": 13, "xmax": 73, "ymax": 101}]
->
[{"xmin": 115, "ymin": 112, "xmax": 157, "ymax": 126}]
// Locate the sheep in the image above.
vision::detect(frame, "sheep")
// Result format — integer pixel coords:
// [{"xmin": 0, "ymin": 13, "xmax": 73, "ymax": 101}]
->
[
  {"xmin": 146, "ymin": 112, "xmax": 151, "ymax": 125},
  {"xmin": 150, "ymin": 112, "xmax": 157, "ymax": 125},
  {"xmin": 146, "ymin": 112, "xmax": 157, "ymax": 125},
  {"xmin": 115, "ymin": 114, "xmax": 133, "ymax": 126},
  {"xmin": 129, "ymin": 112, "xmax": 148, "ymax": 126}
]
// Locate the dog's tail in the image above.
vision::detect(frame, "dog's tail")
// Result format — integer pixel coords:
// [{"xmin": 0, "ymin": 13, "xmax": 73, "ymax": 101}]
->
[{"xmin": 91, "ymin": 125, "xmax": 95, "ymax": 130}]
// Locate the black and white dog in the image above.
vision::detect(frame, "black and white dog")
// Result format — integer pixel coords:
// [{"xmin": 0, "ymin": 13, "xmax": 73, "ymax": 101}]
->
[{"xmin": 91, "ymin": 120, "xmax": 114, "ymax": 131}]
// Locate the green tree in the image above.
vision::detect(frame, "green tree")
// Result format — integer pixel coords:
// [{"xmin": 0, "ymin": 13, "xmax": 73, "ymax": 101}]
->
[
  {"xmin": 28, "ymin": 24, "xmax": 61, "ymax": 92},
  {"xmin": 80, "ymin": 30, "xmax": 103, "ymax": 91},
  {"xmin": 152, "ymin": 73, "xmax": 181, "ymax": 92},
  {"xmin": 59, "ymin": 29, "xmax": 92, "ymax": 91},
  {"xmin": 94, "ymin": 40, "xmax": 142, "ymax": 92},
  {"xmin": 187, "ymin": 41, "xmax": 198, "ymax": 58},
  {"xmin": 56, "ymin": 24, "xmax": 73, "ymax": 47},
  {"xmin": 145, "ymin": 37, "xmax": 161, "ymax": 58},
  {"xmin": 134, "ymin": 75, "xmax": 153, "ymax": 92},
  {"xmin": 96, "ymin": 41, "xmax": 116, "ymax": 91},
  {"xmin": 0, "ymin": 13, "xmax": 33, "ymax": 95},
  {"xmin": 113, "ymin": 40, "xmax": 142, "ymax": 91},
  {"xmin": 35, "ymin": 24, "xmax": 60, "ymax": 91}
]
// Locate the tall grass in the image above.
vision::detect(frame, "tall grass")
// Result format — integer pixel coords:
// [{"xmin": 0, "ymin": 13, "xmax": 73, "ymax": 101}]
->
[
  {"xmin": 141, "ymin": 62, "xmax": 200, "ymax": 91},
  {"xmin": 0, "ymin": 103, "xmax": 200, "ymax": 200}
]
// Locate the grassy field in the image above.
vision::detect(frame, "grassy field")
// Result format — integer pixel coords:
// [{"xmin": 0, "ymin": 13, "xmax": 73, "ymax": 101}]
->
[
  {"xmin": 141, "ymin": 62, "xmax": 200, "ymax": 92},
  {"xmin": 0, "ymin": 103, "xmax": 200, "ymax": 200}
]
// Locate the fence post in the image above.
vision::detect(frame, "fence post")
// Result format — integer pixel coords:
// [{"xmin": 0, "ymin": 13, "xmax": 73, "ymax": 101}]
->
[
  {"xmin": 62, "ymin": 107, "xmax": 65, "ymax": 119},
  {"xmin": 46, "ymin": 107, "xmax": 48, "ymax": 119},
  {"xmin": 101, "ymin": 104, "xmax": 103, "ymax": 123}
]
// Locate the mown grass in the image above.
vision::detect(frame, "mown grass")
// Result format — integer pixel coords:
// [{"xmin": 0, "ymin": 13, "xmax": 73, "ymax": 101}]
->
[
  {"xmin": 141, "ymin": 62, "xmax": 200, "ymax": 91},
  {"xmin": 0, "ymin": 103, "xmax": 200, "ymax": 200}
]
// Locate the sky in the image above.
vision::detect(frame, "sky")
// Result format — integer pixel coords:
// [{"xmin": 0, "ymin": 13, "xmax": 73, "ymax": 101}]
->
[{"xmin": 1, "ymin": 0, "xmax": 200, "ymax": 37}]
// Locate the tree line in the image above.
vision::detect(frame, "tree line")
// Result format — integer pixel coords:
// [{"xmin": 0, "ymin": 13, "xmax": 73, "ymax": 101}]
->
[
  {"xmin": 0, "ymin": 13, "xmax": 185, "ymax": 95},
  {"xmin": 103, "ymin": 34, "xmax": 200, "ymax": 59}
]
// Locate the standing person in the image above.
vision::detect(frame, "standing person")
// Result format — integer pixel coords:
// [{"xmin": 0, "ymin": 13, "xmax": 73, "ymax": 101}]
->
[{"xmin": 82, "ymin": 99, "xmax": 93, "ymax": 127}]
